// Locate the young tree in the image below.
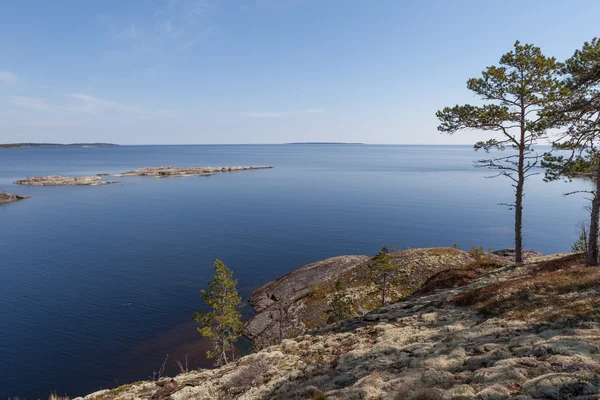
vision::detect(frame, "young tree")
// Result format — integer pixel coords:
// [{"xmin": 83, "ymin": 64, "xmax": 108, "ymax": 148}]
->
[
  {"xmin": 326, "ymin": 280, "xmax": 352, "ymax": 324},
  {"xmin": 368, "ymin": 246, "xmax": 403, "ymax": 307},
  {"xmin": 572, "ymin": 222, "xmax": 589, "ymax": 254},
  {"xmin": 437, "ymin": 41, "xmax": 562, "ymax": 264},
  {"xmin": 193, "ymin": 259, "xmax": 243, "ymax": 366}
]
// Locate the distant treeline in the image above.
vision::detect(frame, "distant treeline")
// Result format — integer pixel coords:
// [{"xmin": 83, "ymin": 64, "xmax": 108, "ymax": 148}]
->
[{"xmin": 0, "ymin": 143, "xmax": 117, "ymax": 148}]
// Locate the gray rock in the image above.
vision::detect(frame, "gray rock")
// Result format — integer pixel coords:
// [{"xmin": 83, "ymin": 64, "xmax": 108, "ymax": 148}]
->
[
  {"xmin": 114, "ymin": 165, "xmax": 272, "ymax": 178},
  {"xmin": 522, "ymin": 373, "xmax": 599, "ymax": 399},
  {"xmin": 0, "ymin": 192, "xmax": 30, "ymax": 204},
  {"xmin": 14, "ymin": 175, "xmax": 118, "ymax": 186},
  {"xmin": 475, "ymin": 384, "xmax": 511, "ymax": 400},
  {"xmin": 244, "ymin": 255, "xmax": 369, "ymax": 342}
]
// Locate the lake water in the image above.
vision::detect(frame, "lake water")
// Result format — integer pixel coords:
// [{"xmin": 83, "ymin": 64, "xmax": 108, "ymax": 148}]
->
[{"xmin": 0, "ymin": 144, "xmax": 590, "ymax": 398}]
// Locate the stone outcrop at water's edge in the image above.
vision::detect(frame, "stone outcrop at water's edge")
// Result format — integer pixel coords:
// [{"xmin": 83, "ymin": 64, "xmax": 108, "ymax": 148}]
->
[
  {"xmin": 0, "ymin": 192, "xmax": 30, "ymax": 204},
  {"xmin": 14, "ymin": 176, "xmax": 119, "ymax": 186},
  {"xmin": 112, "ymin": 165, "xmax": 273, "ymax": 178}
]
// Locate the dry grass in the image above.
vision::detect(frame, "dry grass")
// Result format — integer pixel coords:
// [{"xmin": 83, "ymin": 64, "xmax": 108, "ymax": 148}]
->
[
  {"xmin": 49, "ymin": 393, "xmax": 69, "ymax": 400},
  {"xmin": 452, "ymin": 254, "xmax": 600, "ymax": 322},
  {"xmin": 223, "ymin": 357, "xmax": 270, "ymax": 393},
  {"xmin": 413, "ymin": 258, "xmax": 503, "ymax": 296},
  {"xmin": 413, "ymin": 269, "xmax": 480, "ymax": 296}
]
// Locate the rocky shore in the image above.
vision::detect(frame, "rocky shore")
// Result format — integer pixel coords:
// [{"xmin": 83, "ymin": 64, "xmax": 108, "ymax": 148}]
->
[
  {"xmin": 0, "ymin": 192, "xmax": 30, "ymax": 204},
  {"xmin": 245, "ymin": 248, "xmax": 476, "ymax": 347},
  {"xmin": 14, "ymin": 176, "xmax": 119, "ymax": 186},
  {"xmin": 112, "ymin": 165, "xmax": 273, "ymax": 178},
  {"xmin": 73, "ymin": 250, "xmax": 600, "ymax": 400}
]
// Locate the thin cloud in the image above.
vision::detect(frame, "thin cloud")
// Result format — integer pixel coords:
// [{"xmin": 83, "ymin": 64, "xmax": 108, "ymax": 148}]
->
[
  {"xmin": 8, "ymin": 96, "xmax": 52, "ymax": 111},
  {"xmin": 242, "ymin": 0, "xmax": 304, "ymax": 11},
  {"xmin": 24, "ymin": 121, "xmax": 80, "ymax": 128},
  {"xmin": 241, "ymin": 112, "xmax": 285, "ymax": 118},
  {"xmin": 116, "ymin": 0, "xmax": 218, "ymax": 55},
  {"xmin": 0, "ymin": 120, "xmax": 79, "ymax": 127},
  {"xmin": 156, "ymin": 109, "xmax": 177, "ymax": 118},
  {"xmin": 67, "ymin": 93, "xmax": 142, "ymax": 114},
  {"xmin": 241, "ymin": 109, "xmax": 325, "ymax": 118},
  {"xmin": 300, "ymin": 108, "xmax": 325, "ymax": 114},
  {"xmin": 0, "ymin": 71, "xmax": 17, "ymax": 85}
]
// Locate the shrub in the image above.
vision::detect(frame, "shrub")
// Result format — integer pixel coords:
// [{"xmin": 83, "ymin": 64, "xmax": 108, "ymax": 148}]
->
[
  {"xmin": 468, "ymin": 246, "xmax": 486, "ymax": 260},
  {"xmin": 572, "ymin": 230, "xmax": 588, "ymax": 254},
  {"xmin": 326, "ymin": 280, "xmax": 352, "ymax": 324},
  {"xmin": 49, "ymin": 394, "xmax": 69, "ymax": 400}
]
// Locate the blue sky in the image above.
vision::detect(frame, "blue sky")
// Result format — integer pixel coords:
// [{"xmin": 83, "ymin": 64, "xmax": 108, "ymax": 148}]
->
[{"xmin": 1, "ymin": 0, "xmax": 599, "ymax": 144}]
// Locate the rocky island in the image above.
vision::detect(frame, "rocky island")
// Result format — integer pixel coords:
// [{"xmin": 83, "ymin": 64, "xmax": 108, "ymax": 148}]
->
[
  {"xmin": 0, "ymin": 192, "xmax": 30, "ymax": 205},
  {"xmin": 14, "ymin": 176, "xmax": 119, "ymax": 186},
  {"xmin": 72, "ymin": 248, "xmax": 600, "ymax": 400},
  {"xmin": 112, "ymin": 165, "xmax": 273, "ymax": 178},
  {"xmin": 10, "ymin": 166, "xmax": 271, "ymax": 188}
]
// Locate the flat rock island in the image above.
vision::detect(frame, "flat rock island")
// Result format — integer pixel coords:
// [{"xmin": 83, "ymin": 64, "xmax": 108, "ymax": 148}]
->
[
  {"xmin": 0, "ymin": 193, "xmax": 31, "ymax": 205},
  {"xmin": 113, "ymin": 165, "xmax": 273, "ymax": 178},
  {"xmin": 14, "ymin": 176, "xmax": 119, "ymax": 186}
]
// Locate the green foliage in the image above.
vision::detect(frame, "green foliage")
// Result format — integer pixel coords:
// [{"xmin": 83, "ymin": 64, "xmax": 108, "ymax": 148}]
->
[
  {"xmin": 326, "ymin": 280, "xmax": 352, "ymax": 324},
  {"xmin": 193, "ymin": 259, "xmax": 243, "ymax": 366},
  {"xmin": 541, "ymin": 38, "xmax": 600, "ymax": 266},
  {"xmin": 468, "ymin": 246, "xmax": 486, "ymax": 260},
  {"xmin": 573, "ymin": 231, "xmax": 588, "ymax": 253},
  {"xmin": 437, "ymin": 41, "xmax": 562, "ymax": 142},
  {"xmin": 542, "ymin": 38, "xmax": 600, "ymax": 182},
  {"xmin": 368, "ymin": 246, "xmax": 404, "ymax": 307}
]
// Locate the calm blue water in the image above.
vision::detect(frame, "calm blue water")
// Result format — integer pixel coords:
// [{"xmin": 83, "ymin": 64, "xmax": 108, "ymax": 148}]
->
[{"xmin": 0, "ymin": 144, "xmax": 590, "ymax": 398}]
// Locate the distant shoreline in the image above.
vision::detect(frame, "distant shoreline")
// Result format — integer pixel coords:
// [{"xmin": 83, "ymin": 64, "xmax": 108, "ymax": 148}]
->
[
  {"xmin": 284, "ymin": 142, "xmax": 364, "ymax": 145},
  {"xmin": 0, "ymin": 143, "xmax": 118, "ymax": 148}
]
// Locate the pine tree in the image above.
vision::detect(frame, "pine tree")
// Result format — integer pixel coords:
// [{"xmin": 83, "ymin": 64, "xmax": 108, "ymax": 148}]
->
[
  {"xmin": 437, "ymin": 41, "xmax": 562, "ymax": 264},
  {"xmin": 368, "ymin": 246, "xmax": 403, "ymax": 307},
  {"xmin": 193, "ymin": 260, "xmax": 243, "ymax": 366},
  {"xmin": 542, "ymin": 38, "xmax": 600, "ymax": 266}
]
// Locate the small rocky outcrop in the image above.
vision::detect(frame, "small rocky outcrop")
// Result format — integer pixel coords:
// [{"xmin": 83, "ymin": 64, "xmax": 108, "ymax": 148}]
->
[
  {"xmin": 245, "ymin": 248, "xmax": 475, "ymax": 347},
  {"xmin": 14, "ymin": 176, "xmax": 118, "ymax": 186},
  {"xmin": 113, "ymin": 166, "xmax": 273, "ymax": 178},
  {"xmin": 0, "ymin": 192, "xmax": 30, "ymax": 205},
  {"xmin": 245, "ymin": 255, "xmax": 370, "ymax": 343},
  {"xmin": 491, "ymin": 248, "xmax": 543, "ymax": 260},
  {"xmin": 73, "ymin": 252, "xmax": 600, "ymax": 400}
]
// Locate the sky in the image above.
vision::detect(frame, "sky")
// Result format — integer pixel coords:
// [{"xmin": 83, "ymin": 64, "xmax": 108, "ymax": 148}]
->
[{"xmin": 1, "ymin": 0, "xmax": 599, "ymax": 145}]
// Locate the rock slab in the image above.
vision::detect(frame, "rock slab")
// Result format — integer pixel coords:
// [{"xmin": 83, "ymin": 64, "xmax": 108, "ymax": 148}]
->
[
  {"xmin": 0, "ymin": 192, "xmax": 30, "ymax": 204},
  {"xmin": 14, "ymin": 176, "xmax": 118, "ymax": 186},
  {"xmin": 114, "ymin": 165, "xmax": 273, "ymax": 178}
]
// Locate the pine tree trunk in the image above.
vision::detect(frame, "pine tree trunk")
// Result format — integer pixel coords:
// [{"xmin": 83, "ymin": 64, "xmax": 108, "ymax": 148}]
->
[
  {"xmin": 515, "ymin": 172, "xmax": 524, "ymax": 265},
  {"xmin": 587, "ymin": 162, "xmax": 600, "ymax": 266},
  {"xmin": 515, "ymin": 115, "xmax": 526, "ymax": 265}
]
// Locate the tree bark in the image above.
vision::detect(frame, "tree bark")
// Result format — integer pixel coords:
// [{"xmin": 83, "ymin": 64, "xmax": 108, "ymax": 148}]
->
[
  {"xmin": 587, "ymin": 161, "xmax": 600, "ymax": 266},
  {"xmin": 515, "ymin": 105, "xmax": 526, "ymax": 265},
  {"xmin": 515, "ymin": 155, "xmax": 524, "ymax": 265}
]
